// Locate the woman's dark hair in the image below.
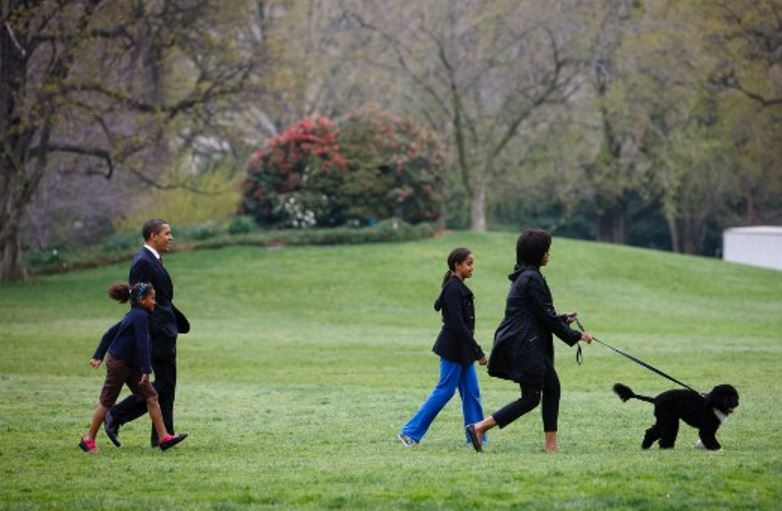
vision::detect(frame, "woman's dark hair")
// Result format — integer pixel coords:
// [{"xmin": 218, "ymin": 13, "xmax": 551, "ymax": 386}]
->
[
  {"xmin": 516, "ymin": 228, "xmax": 551, "ymax": 267},
  {"xmin": 142, "ymin": 218, "xmax": 168, "ymax": 241},
  {"xmin": 442, "ymin": 247, "xmax": 472, "ymax": 287},
  {"xmin": 108, "ymin": 282, "xmax": 154, "ymax": 304}
]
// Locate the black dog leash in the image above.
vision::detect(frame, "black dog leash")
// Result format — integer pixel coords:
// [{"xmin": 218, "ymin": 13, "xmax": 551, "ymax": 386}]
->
[{"xmin": 574, "ymin": 316, "xmax": 699, "ymax": 393}]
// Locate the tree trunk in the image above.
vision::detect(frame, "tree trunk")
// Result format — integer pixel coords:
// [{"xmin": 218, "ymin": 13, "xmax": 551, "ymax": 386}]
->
[
  {"xmin": 666, "ymin": 215, "xmax": 705, "ymax": 255},
  {"xmin": 1, "ymin": 8, "xmax": 29, "ymax": 282},
  {"xmin": 746, "ymin": 189, "xmax": 759, "ymax": 224},
  {"xmin": 681, "ymin": 216, "xmax": 706, "ymax": 255},
  {"xmin": 596, "ymin": 208, "xmax": 627, "ymax": 244},
  {"xmin": 666, "ymin": 214, "xmax": 681, "ymax": 253},
  {"xmin": 0, "ymin": 222, "xmax": 26, "ymax": 281},
  {"xmin": 470, "ymin": 180, "xmax": 486, "ymax": 232},
  {"xmin": 436, "ymin": 207, "xmax": 446, "ymax": 232}
]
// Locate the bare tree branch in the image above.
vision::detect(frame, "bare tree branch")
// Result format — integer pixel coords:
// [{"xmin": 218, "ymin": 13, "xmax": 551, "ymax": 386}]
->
[{"xmin": 40, "ymin": 143, "xmax": 115, "ymax": 178}]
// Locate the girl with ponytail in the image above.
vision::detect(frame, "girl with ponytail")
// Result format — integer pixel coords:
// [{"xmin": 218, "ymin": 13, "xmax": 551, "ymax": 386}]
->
[
  {"xmin": 398, "ymin": 247, "xmax": 488, "ymax": 447},
  {"xmin": 78, "ymin": 282, "xmax": 187, "ymax": 453}
]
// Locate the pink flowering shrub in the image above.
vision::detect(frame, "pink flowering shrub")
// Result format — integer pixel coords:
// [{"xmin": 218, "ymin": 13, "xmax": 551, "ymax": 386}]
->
[
  {"xmin": 240, "ymin": 109, "xmax": 444, "ymax": 227},
  {"xmin": 240, "ymin": 117, "xmax": 347, "ymax": 227}
]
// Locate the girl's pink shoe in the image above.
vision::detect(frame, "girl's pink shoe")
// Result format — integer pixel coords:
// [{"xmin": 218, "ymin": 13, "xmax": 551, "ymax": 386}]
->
[
  {"xmin": 158, "ymin": 433, "xmax": 188, "ymax": 451},
  {"xmin": 78, "ymin": 437, "xmax": 98, "ymax": 453}
]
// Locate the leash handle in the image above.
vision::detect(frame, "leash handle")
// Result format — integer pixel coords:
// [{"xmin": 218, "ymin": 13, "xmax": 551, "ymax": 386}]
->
[
  {"xmin": 571, "ymin": 314, "xmax": 583, "ymax": 365},
  {"xmin": 572, "ymin": 316, "xmax": 699, "ymax": 393},
  {"xmin": 573, "ymin": 316, "xmax": 588, "ymax": 337},
  {"xmin": 574, "ymin": 315, "xmax": 588, "ymax": 366}
]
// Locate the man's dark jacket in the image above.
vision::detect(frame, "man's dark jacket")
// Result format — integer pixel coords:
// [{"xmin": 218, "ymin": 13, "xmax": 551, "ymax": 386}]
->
[
  {"xmin": 129, "ymin": 248, "xmax": 189, "ymax": 346},
  {"xmin": 488, "ymin": 265, "xmax": 581, "ymax": 385},
  {"xmin": 431, "ymin": 276, "xmax": 485, "ymax": 366}
]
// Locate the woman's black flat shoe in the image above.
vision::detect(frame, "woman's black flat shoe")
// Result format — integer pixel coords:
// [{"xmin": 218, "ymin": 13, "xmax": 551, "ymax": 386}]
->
[{"xmin": 465, "ymin": 424, "xmax": 482, "ymax": 452}]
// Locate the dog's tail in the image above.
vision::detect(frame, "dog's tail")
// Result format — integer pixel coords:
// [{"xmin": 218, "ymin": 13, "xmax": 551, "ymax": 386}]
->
[{"xmin": 613, "ymin": 383, "xmax": 655, "ymax": 404}]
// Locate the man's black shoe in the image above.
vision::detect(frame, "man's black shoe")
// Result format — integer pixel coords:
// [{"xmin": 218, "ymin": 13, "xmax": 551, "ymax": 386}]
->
[{"xmin": 103, "ymin": 412, "xmax": 121, "ymax": 447}]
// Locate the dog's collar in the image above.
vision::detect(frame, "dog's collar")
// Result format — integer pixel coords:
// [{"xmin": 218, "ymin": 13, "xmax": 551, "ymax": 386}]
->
[{"xmin": 713, "ymin": 408, "xmax": 728, "ymax": 425}]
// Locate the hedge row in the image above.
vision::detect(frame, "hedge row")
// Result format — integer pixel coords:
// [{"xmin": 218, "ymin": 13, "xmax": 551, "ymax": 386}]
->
[{"xmin": 25, "ymin": 219, "xmax": 435, "ymax": 276}]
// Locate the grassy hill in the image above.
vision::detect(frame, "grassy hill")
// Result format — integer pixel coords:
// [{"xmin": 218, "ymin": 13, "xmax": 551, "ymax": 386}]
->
[{"xmin": 1, "ymin": 232, "xmax": 780, "ymax": 510}]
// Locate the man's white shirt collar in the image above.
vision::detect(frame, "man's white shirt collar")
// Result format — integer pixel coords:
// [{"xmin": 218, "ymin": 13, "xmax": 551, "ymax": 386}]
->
[{"xmin": 144, "ymin": 244, "xmax": 161, "ymax": 261}]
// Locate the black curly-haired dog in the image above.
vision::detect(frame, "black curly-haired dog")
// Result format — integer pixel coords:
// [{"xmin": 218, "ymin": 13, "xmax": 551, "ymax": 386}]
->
[{"xmin": 613, "ymin": 382, "xmax": 739, "ymax": 450}]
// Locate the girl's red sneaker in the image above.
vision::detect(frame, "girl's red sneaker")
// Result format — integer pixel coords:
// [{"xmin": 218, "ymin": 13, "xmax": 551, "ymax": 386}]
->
[
  {"xmin": 159, "ymin": 433, "xmax": 188, "ymax": 451},
  {"xmin": 78, "ymin": 437, "xmax": 98, "ymax": 453}
]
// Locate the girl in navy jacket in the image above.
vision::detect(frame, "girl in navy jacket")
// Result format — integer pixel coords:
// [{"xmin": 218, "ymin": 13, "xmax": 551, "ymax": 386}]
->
[
  {"xmin": 78, "ymin": 282, "xmax": 186, "ymax": 453},
  {"xmin": 398, "ymin": 247, "xmax": 487, "ymax": 447}
]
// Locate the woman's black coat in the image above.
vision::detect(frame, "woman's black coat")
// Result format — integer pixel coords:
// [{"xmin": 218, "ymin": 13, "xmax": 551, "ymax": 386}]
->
[
  {"xmin": 431, "ymin": 276, "xmax": 485, "ymax": 366},
  {"xmin": 488, "ymin": 265, "xmax": 582, "ymax": 385}
]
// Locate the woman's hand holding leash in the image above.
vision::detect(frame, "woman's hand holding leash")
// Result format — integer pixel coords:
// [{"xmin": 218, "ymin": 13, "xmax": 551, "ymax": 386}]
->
[{"xmin": 566, "ymin": 312, "xmax": 593, "ymax": 341}]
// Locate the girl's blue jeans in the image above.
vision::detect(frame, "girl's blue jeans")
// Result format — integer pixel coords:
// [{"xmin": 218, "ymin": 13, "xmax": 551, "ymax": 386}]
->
[{"xmin": 400, "ymin": 357, "xmax": 485, "ymax": 443}]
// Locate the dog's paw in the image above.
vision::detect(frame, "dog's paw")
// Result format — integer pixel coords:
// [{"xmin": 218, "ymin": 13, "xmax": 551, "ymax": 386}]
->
[{"xmin": 694, "ymin": 438, "xmax": 724, "ymax": 451}]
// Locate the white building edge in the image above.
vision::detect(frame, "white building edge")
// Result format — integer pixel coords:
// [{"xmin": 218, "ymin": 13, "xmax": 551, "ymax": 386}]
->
[{"xmin": 723, "ymin": 226, "xmax": 782, "ymax": 271}]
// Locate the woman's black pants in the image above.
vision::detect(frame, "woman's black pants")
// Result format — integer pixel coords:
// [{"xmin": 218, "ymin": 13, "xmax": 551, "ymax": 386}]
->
[{"xmin": 492, "ymin": 364, "xmax": 561, "ymax": 432}]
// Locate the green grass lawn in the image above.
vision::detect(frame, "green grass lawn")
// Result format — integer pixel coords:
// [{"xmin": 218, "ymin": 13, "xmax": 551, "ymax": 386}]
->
[{"xmin": 1, "ymin": 232, "xmax": 780, "ymax": 510}]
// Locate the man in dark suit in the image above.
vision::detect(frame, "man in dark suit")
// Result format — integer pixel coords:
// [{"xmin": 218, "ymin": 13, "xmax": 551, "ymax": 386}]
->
[{"xmin": 104, "ymin": 218, "xmax": 189, "ymax": 447}]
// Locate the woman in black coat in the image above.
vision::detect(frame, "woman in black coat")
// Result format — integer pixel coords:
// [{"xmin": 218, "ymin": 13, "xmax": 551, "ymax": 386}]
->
[{"xmin": 466, "ymin": 229, "xmax": 593, "ymax": 452}]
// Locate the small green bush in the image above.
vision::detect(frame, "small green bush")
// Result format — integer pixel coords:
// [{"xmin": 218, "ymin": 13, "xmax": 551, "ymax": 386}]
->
[
  {"xmin": 227, "ymin": 215, "xmax": 256, "ymax": 235},
  {"xmin": 26, "ymin": 220, "xmax": 435, "ymax": 275},
  {"xmin": 176, "ymin": 221, "xmax": 224, "ymax": 241},
  {"xmin": 102, "ymin": 231, "xmax": 140, "ymax": 253},
  {"xmin": 24, "ymin": 248, "xmax": 63, "ymax": 267},
  {"xmin": 261, "ymin": 219, "xmax": 433, "ymax": 246}
]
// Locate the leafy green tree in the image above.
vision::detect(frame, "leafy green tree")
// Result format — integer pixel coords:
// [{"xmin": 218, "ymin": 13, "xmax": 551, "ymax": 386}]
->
[
  {"xmin": 577, "ymin": 0, "xmax": 742, "ymax": 253},
  {"xmin": 706, "ymin": 0, "xmax": 782, "ymax": 226},
  {"xmin": 347, "ymin": 0, "xmax": 591, "ymax": 231},
  {"xmin": 581, "ymin": 0, "xmax": 656, "ymax": 244}
]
